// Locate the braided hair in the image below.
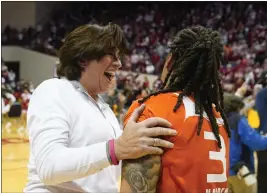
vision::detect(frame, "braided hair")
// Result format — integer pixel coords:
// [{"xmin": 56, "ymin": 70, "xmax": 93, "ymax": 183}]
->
[{"xmin": 138, "ymin": 26, "xmax": 231, "ymax": 148}]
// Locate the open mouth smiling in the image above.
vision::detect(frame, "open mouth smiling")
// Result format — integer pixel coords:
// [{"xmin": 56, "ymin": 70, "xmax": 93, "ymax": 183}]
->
[{"xmin": 104, "ymin": 71, "xmax": 115, "ymax": 81}]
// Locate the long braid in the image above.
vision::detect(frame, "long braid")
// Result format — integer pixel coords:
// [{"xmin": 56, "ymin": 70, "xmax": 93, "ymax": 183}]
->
[
  {"xmin": 202, "ymin": 51, "xmax": 214, "ymax": 87},
  {"xmin": 159, "ymin": 49, "xmax": 198, "ymax": 91},
  {"xmin": 197, "ymin": 103, "xmax": 204, "ymax": 135},
  {"xmin": 193, "ymin": 52, "xmax": 206, "ymax": 87},
  {"xmin": 168, "ymin": 52, "xmax": 200, "ymax": 88},
  {"xmin": 192, "ymin": 52, "xmax": 206, "ymax": 128},
  {"xmin": 212, "ymin": 52, "xmax": 231, "ymax": 138},
  {"xmin": 203, "ymin": 97, "xmax": 222, "ymax": 148},
  {"xmin": 210, "ymin": 70, "xmax": 231, "ymax": 138},
  {"xmin": 160, "ymin": 70, "xmax": 172, "ymax": 90},
  {"xmin": 173, "ymin": 92, "xmax": 185, "ymax": 112},
  {"xmin": 138, "ymin": 26, "xmax": 230, "ymax": 148},
  {"xmin": 217, "ymin": 73, "xmax": 225, "ymax": 109},
  {"xmin": 217, "ymin": 105, "xmax": 231, "ymax": 138},
  {"xmin": 172, "ymin": 51, "xmax": 199, "ymax": 80},
  {"xmin": 211, "ymin": 59, "xmax": 221, "ymax": 112},
  {"xmin": 173, "ymin": 80, "xmax": 194, "ymax": 112}
]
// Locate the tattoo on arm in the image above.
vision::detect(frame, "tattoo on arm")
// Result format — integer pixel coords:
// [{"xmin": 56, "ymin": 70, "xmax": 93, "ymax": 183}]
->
[{"xmin": 121, "ymin": 155, "xmax": 161, "ymax": 193}]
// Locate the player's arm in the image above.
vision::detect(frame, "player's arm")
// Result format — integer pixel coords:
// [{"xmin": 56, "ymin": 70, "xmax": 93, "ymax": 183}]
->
[
  {"xmin": 120, "ymin": 155, "xmax": 161, "ymax": 193},
  {"xmin": 121, "ymin": 101, "xmax": 161, "ymax": 193}
]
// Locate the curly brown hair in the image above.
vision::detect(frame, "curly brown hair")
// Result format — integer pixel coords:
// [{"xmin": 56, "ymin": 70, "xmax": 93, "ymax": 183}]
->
[{"xmin": 57, "ymin": 23, "xmax": 127, "ymax": 80}]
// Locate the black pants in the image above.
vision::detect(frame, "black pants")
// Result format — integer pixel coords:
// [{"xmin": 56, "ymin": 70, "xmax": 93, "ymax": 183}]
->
[{"xmin": 257, "ymin": 150, "xmax": 267, "ymax": 193}]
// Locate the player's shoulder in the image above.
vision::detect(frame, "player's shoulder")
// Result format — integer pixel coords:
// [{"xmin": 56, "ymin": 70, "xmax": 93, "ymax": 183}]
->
[
  {"xmin": 144, "ymin": 92, "xmax": 181, "ymax": 106},
  {"xmin": 144, "ymin": 92, "xmax": 195, "ymax": 112},
  {"xmin": 130, "ymin": 92, "xmax": 178, "ymax": 110},
  {"xmin": 127, "ymin": 92, "xmax": 179, "ymax": 113},
  {"xmin": 142, "ymin": 92, "xmax": 186, "ymax": 117},
  {"xmin": 124, "ymin": 92, "xmax": 183, "ymax": 125}
]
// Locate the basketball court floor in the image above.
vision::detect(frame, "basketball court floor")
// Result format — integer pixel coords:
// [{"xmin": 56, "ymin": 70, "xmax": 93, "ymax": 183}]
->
[{"xmin": 2, "ymin": 116, "xmax": 29, "ymax": 192}]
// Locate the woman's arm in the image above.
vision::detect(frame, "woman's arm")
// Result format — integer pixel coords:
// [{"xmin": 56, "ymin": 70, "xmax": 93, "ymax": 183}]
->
[{"xmin": 28, "ymin": 81, "xmax": 112, "ymax": 185}]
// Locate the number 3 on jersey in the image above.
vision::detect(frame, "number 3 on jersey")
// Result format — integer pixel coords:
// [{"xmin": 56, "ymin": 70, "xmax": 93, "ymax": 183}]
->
[{"xmin": 204, "ymin": 131, "xmax": 227, "ymax": 183}]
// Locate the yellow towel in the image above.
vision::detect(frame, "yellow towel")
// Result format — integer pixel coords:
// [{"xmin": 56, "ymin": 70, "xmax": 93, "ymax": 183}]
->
[{"xmin": 247, "ymin": 109, "xmax": 260, "ymax": 129}]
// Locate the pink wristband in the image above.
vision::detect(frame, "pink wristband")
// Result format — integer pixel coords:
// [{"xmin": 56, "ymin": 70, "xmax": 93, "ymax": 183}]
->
[{"xmin": 109, "ymin": 139, "xmax": 119, "ymax": 165}]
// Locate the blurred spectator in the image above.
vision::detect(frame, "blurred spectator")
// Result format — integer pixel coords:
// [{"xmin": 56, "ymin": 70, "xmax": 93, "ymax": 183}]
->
[
  {"xmin": 224, "ymin": 93, "xmax": 267, "ymax": 193},
  {"xmin": 2, "ymin": 89, "xmax": 16, "ymax": 115},
  {"xmin": 21, "ymin": 88, "xmax": 32, "ymax": 112},
  {"xmin": 2, "ymin": 2, "xmax": 266, "ymax": 80},
  {"xmin": 1, "ymin": 60, "xmax": 34, "ymax": 116}
]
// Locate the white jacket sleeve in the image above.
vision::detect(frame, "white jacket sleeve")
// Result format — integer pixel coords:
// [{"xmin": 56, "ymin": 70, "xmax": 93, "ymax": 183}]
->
[{"xmin": 27, "ymin": 81, "xmax": 111, "ymax": 185}]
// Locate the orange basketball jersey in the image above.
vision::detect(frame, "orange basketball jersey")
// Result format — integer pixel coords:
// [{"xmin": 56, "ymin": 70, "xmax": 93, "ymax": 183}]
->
[{"xmin": 124, "ymin": 92, "xmax": 229, "ymax": 193}]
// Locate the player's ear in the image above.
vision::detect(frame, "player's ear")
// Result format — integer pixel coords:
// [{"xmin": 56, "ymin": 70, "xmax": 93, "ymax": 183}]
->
[{"xmin": 161, "ymin": 53, "xmax": 173, "ymax": 82}]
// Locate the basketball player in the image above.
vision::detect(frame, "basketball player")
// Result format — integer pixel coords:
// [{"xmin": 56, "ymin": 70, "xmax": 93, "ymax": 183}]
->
[{"xmin": 121, "ymin": 26, "xmax": 231, "ymax": 193}]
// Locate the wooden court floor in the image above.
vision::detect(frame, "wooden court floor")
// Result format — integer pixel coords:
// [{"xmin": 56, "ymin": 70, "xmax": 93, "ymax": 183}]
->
[{"xmin": 2, "ymin": 116, "xmax": 29, "ymax": 193}]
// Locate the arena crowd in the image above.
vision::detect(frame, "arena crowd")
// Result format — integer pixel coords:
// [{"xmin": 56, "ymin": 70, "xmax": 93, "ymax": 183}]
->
[{"xmin": 2, "ymin": 2, "xmax": 267, "ymax": 119}]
